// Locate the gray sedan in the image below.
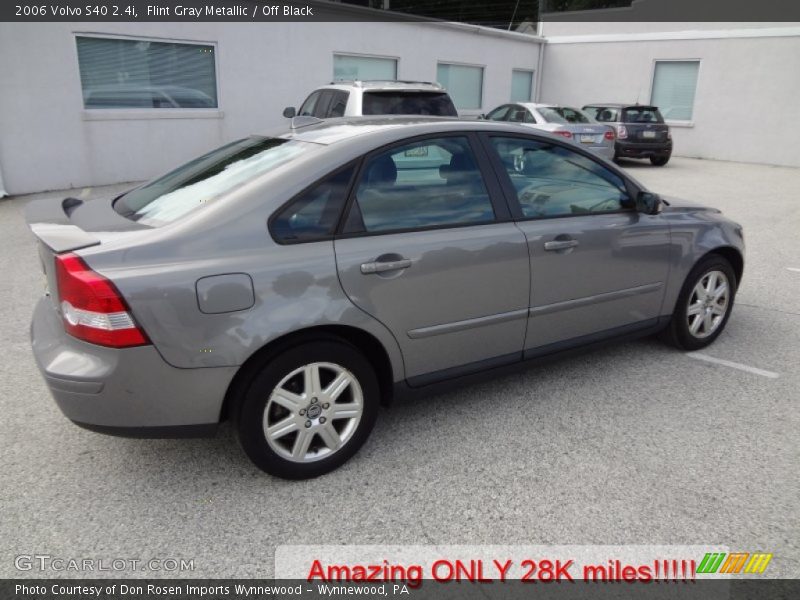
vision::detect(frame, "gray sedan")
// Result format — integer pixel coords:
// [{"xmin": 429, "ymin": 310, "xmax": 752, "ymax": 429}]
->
[
  {"xmin": 27, "ymin": 117, "xmax": 744, "ymax": 479},
  {"xmin": 485, "ymin": 103, "xmax": 616, "ymax": 160}
]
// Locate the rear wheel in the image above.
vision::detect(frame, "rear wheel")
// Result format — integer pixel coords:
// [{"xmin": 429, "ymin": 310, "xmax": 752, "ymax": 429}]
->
[
  {"xmin": 235, "ymin": 340, "xmax": 379, "ymax": 479},
  {"xmin": 650, "ymin": 155, "xmax": 670, "ymax": 166},
  {"xmin": 661, "ymin": 255, "xmax": 737, "ymax": 351}
]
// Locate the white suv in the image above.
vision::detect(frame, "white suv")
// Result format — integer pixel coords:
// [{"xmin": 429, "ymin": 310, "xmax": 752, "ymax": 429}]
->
[{"xmin": 283, "ymin": 80, "xmax": 458, "ymax": 119}]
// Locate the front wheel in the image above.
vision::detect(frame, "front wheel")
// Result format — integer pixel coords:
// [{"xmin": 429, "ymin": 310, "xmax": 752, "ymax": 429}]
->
[
  {"xmin": 235, "ymin": 340, "xmax": 379, "ymax": 479},
  {"xmin": 661, "ymin": 255, "xmax": 737, "ymax": 351}
]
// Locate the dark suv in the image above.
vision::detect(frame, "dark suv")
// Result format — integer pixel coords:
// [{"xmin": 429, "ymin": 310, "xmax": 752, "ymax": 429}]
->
[{"xmin": 582, "ymin": 104, "xmax": 672, "ymax": 166}]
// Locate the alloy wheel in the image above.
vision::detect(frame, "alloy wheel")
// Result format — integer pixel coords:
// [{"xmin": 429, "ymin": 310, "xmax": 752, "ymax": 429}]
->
[
  {"xmin": 262, "ymin": 362, "xmax": 363, "ymax": 463},
  {"xmin": 686, "ymin": 269, "xmax": 730, "ymax": 339}
]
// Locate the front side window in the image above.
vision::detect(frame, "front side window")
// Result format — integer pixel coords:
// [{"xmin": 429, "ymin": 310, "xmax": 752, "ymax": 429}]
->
[
  {"xmin": 270, "ymin": 166, "xmax": 355, "ymax": 243},
  {"xmin": 298, "ymin": 91, "xmax": 322, "ymax": 116},
  {"xmin": 350, "ymin": 137, "xmax": 494, "ymax": 233},
  {"xmin": 489, "ymin": 136, "xmax": 630, "ymax": 219},
  {"xmin": 486, "ymin": 105, "xmax": 511, "ymax": 121},
  {"xmin": 76, "ymin": 36, "xmax": 217, "ymax": 109},
  {"xmin": 114, "ymin": 137, "xmax": 315, "ymax": 226},
  {"xmin": 328, "ymin": 91, "xmax": 349, "ymax": 118},
  {"xmin": 651, "ymin": 60, "xmax": 700, "ymax": 121},
  {"xmin": 436, "ymin": 63, "xmax": 484, "ymax": 110}
]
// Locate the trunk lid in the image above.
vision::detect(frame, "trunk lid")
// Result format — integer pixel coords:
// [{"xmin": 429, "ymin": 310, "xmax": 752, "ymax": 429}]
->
[{"xmin": 25, "ymin": 194, "xmax": 149, "ymax": 308}]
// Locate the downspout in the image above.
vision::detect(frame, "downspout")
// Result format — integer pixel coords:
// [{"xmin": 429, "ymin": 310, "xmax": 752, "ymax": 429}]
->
[
  {"xmin": 0, "ymin": 161, "xmax": 7, "ymax": 198},
  {"xmin": 535, "ymin": 36, "xmax": 546, "ymax": 102}
]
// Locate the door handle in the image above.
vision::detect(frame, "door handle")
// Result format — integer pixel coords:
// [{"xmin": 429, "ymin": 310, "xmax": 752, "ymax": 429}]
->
[
  {"xmin": 360, "ymin": 258, "xmax": 413, "ymax": 274},
  {"xmin": 544, "ymin": 239, "xmax": 579, "ymax": 251}
]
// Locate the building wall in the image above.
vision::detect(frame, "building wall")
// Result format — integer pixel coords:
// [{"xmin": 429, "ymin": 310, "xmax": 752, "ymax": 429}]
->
[
  {"xmin": 0, "ymin": 21, "xmax": 542, "ymax": 195},
  {"xmin": 540, "ymin": 24, "xmax": 800, "ymax": 167}
]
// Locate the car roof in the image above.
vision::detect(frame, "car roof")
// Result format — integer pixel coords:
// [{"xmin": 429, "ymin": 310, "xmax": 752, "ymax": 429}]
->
[
  {"xmin": 319, "ymin": 80, "xmax": 445, "ymax": 92},
  {"xmin": 583, "ymin": 103, "xmax": 659, "ymax": 110},
  {"xmin": 273, "ymin": 116, "xmax": 545, "ymax": 146},
  {"xmin": 516, "ymin": 103, "xmax": 583, "ymax": 111}
]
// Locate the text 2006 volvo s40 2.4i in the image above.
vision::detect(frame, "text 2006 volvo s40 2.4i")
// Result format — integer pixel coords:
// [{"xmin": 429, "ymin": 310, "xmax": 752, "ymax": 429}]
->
[{"xmin": 27, "ymin": 117, "xmax": 744, "ymax": 479}]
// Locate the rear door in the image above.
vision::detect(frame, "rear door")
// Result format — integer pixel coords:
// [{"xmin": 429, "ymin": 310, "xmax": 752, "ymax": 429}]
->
[
  {"xmin": 481, "ymin": 133, "xmax": 671, "ymax": 351},
  {"xmin": 334, "ymin": 134, "xmax": 530, "ymax": 383}
]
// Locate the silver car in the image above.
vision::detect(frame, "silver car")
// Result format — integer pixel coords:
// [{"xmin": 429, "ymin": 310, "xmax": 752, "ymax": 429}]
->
[
  {"xmin": 27, "ymin": 117, "xmax": 744, "ymax": 479},
  {"xmin": 485, "ymin": 103, "xmax": 616, "ymax": 160}
]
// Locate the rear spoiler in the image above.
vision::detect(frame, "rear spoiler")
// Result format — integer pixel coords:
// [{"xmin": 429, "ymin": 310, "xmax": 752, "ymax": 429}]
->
[{"xmin": 25, "ymin": 197, "xmax": 100, "ymax": 253}]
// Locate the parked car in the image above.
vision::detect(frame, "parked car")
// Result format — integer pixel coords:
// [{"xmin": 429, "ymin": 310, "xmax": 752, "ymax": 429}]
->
[
  {"xmin": 283, "ymin": 80, "xmax": 458, "ymax": 119},
  {"xmin": 582, "ymin": 103, "xmax": 672, "ymax": 166},
  {"xmin": 484, "ymin": 103, "xmax": 615, "ymax": 160},
  {"xmin": 27, "ymin": 117, "xmax": 744, "ymax": 479}
]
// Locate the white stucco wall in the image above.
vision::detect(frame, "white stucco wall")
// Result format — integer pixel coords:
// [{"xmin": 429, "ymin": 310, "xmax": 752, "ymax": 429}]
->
[
  {"xmin": 0, "ymin": 21, "xmax": 542, "ymax": 195},
  {"xmin": 540, "ymin": 26, "xmax": 800, "ymax": 166}
]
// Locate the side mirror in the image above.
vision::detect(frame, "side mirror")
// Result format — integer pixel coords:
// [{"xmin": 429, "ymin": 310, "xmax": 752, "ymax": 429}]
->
[
  {"xmin": 283, "ymin": 106, "xmax": 296, "ymax": 119},
  {"xmin": 636, "ymin": 191, "xmax": 662, "ymax": 215}
]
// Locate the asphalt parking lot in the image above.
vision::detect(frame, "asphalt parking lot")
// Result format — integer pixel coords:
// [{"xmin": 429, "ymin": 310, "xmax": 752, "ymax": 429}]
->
[{"xmin": 1, "ymin": 157, "xmax": 798, "ymax": 579}]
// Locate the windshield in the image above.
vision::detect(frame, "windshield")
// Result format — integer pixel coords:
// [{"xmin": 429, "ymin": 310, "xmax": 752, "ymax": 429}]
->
[
  {"xmin": 622, "ymin": 107, "xmax": 665, "ymax": 124},
  {"xmin": 114, "ymin": 137, "xmax": 313, "ymax": 226},
  {"xmin": 537, "ymin": 107, "xmax": 590, "ymax": 124},
  {"xmin": 362, "ymin": 92, "xmax": 458, "ymax": 116}
]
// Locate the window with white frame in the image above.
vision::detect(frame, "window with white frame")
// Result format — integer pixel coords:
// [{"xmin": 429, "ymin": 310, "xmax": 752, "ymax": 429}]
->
[
  {"xmin": 76, "ymin": 36, "xmax": 218, "ymax": 109},
  {"xmin": 650, "ymin": 60, "xmax": 700, "ymax": 121},
  {"xmin": 437, "ymin": 63, "xmax": 483, "ymax": 110},
  {"xmin": 333, "ymin": 54, "xmax": 397, "ymax": 81},
  {"xmin": 510, "ymin": 69, "xmax": 534, "ymax": 102}
]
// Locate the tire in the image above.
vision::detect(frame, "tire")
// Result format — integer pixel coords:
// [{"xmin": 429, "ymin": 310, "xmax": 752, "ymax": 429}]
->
[
  {"xmin": 661, "ymin": 255, "xmax": 737, "ymax": 351},
  {"xmin": 235, "ymin": 340, "xmax": 379, "ymax": 479},
  {"xmin": 650, "ymin": 155, "xmax": 670, "ymax": 166}
]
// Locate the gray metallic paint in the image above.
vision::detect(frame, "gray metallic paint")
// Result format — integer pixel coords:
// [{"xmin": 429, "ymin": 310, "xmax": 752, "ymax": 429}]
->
[{"xmin": 26, "ymin": 118, "xmax": 744, "ymax": 432}]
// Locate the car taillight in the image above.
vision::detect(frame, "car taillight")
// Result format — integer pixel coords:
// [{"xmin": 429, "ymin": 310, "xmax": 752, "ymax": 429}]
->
[
  {"xmin": 553, "ymin": 130, "xmax": 573, "ymax": 139},
  {"xmin": 55, "ymin": 253, "xmax": 149, "ymax": 348},
  {"xmin": 616, "ymin": 125, "xmax": 628, "ymax": 139},
  {"xmin": 604, "ymin": 129, "xmax": 615, "ymax": 141}
]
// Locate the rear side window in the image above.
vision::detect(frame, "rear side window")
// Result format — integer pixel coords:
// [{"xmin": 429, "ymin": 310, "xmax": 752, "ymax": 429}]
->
[
  {"xmin": 361, "ymin": 92, "xmax": 458, "ymax": 116},
  {"xmin": 270, "ymin": 166, "xmax": 355, "ymax": 244},
  {"xmin": 350, "ymin": 136, "xmax": 494, "ymax": 233},
  {"xmin": 622, "ymin": 107, "xmax": 664, "ymax": 123},
  {"xmin": 538, "ymin": 107, "xmax": 590, "ymax": 124},
  {"xmin": 584, "ymin": 106, "xmax": 618, "ymax": 122},
  {"xmin": 114, "ymin": 137, "xmax": 314, "ymax": 226}
]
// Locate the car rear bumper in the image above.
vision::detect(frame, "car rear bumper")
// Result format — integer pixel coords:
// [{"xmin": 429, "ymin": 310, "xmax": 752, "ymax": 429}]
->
[
  {"xmin": 584, "ymin": 144, "xmax": 615, "ymax": 160},
  {"xmin": 30, "ymin": 296, "xmax": 237, "ymax": 437},
  {"xmin": 615, "ymin": 140, "xmax": 672, "ymax": 158}
]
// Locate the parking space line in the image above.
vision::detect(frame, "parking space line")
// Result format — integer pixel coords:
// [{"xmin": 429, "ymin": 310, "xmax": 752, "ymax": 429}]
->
[
  {"xmin": 686, "ymin": 352, "xmax": 780, "ymax": 379},
  {"xmin": 788, "ymin": 267, "xmax": 800, "ymax": 273}
]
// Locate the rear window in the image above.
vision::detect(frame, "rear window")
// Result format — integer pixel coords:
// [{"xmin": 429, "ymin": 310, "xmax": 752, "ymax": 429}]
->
[
  {"xmin": 114, "ymin": 137, "xmax": 314, "ymax": 226},
  {"xmin": 361, "ymin": 92, "xmax": 458, "ymax": 117},
  {"xmin": 622, "ymin": 107, "xmax": 665, "ymax": 124},
  {"xmin": 537, "ymin": 107, "xmax": 590, "ymax": 124}
]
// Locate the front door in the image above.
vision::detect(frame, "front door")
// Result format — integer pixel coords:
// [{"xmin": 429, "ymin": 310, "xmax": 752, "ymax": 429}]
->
[
  {"xmin": 334, "ymin": 135, "xmax": 530, "ymax": 382},
  {"xmin": 483, "ymin": 134, "xmax": 671, "ymax": 350}
]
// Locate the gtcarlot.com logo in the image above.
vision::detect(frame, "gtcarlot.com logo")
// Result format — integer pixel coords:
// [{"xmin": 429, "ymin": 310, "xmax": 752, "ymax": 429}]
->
[
  {"xmin": 14, "ymin": 554, "xmax": 195, "ymax": 573},
  {"xmin": 697, "ymin": 552, "xmax": 773, "ymax": 575}
]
